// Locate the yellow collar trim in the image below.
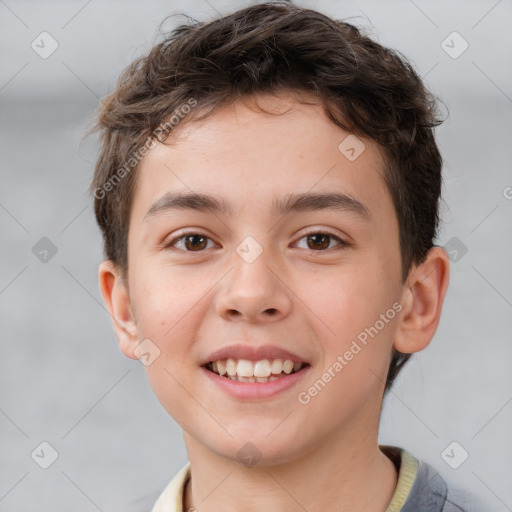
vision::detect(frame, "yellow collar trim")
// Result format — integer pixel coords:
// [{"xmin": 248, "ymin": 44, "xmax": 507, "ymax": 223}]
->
[
  {"xmin": 151, "ymin": 447, "xmax": 419, "ymax": 512},
  {"xmin": 383, "ymin": 447, "xmax": 419, "ymax": 512}
]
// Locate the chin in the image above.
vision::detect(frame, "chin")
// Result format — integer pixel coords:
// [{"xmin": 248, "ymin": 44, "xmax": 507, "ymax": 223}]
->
[{"xmin": 217, "ymin": 433, "xmax": 310, "ymax": 468}]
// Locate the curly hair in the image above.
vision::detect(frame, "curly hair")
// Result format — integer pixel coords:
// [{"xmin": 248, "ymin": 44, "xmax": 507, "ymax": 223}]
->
[{"xmin": 90, "ymin": 1, "xmax": 444, "ymax": 392}]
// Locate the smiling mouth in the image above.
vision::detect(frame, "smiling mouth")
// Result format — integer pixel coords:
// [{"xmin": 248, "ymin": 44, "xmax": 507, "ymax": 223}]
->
[{"xmin": 203, "ymin": 358, "xmax": 310, "ymax": 383}]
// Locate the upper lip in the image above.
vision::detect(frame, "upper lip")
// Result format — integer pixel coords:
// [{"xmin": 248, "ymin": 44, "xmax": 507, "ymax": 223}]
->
[{"xmin": 200, "ymin": 344, "xmax": 309, "ymax": 366}]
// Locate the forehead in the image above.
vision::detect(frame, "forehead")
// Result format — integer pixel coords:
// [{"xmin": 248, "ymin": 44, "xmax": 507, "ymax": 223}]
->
[{"xmin": 130, "ymin": 93, "xmax": 392, "ymax": 227}]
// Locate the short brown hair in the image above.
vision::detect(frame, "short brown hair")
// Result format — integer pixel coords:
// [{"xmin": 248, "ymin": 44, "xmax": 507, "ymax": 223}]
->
[{"xmin": 90, "ymin": 1, "xmax": 444, "ymax": 391}]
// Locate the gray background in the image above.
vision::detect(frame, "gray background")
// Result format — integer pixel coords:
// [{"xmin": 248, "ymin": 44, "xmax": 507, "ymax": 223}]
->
[{"xmin": 1, "ymin": 0, "xmax": 511, "ymax": 510}]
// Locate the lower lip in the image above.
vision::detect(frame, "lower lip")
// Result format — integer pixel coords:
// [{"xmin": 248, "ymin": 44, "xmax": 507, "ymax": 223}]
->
[{"xmin": 200, "ymin": 365, "xmax": 311, "ymax": 400}]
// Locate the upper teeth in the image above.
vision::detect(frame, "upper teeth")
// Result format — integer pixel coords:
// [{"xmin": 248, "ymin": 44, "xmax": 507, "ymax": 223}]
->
[{"xmin": 210, "ymin": 358, "xmax": 304, "ymax": 378}]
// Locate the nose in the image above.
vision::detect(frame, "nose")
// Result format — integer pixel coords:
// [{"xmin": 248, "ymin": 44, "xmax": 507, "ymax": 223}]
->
[{"xmin": 214, "ymin": 244, "xmax": 292, "ymax": 323}]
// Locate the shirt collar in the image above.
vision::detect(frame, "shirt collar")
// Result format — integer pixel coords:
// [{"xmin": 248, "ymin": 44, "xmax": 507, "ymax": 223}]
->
[
  {"xmin": 151, "ymin": 446, "xmax": 420, "ymax": 512},
  {"xmin": 381, "ymin": 446, "xmax": 419, "ymax": 512},
  {"xmin": 151, "ymin": 462, "xmax": 190, "ymax": 512}
]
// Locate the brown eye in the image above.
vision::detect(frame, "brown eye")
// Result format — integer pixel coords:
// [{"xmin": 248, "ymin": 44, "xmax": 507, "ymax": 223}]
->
[
  {"xmin": 306, "ymin": 233, "xmax": 331, "ymax": 250},
  {"xmin": 165, "ymin": 232, "xmax": 214, "ymax": 252},
  {"xmin": 295, "ymin": 231, "xmax": 347, "ymax": 252},
  {"xmin": 183, "ymin": 234, "xmax": 208, "ymax": 251}
]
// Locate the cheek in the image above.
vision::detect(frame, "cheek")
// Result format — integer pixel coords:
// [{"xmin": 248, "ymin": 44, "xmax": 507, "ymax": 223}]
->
[
  {"xmin": 130, "ymin": 264, "xmax": 212, "ymax": 360},
  {"xmin": 311, "ymin": 261, "xmax": 395, "ymax": 331},
  {"xmin": 305, "ymin": 259, "xmax": 398, "ymax": 378},
  {"xmin": 132, "ymin": 275, "xmax": 205, "ymax": 424},
  {"xmin": 130, "ymin": 263, "xmax": 205, "ymax": 337},
  {"xmin": 299, "ymin": 273, "xmax": 396, "ymax": 418}
]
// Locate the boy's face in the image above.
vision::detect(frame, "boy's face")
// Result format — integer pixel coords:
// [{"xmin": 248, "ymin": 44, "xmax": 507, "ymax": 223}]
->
[{"xmin": 107, "ymin": 93, "xmax": 410, "ymax": 463}]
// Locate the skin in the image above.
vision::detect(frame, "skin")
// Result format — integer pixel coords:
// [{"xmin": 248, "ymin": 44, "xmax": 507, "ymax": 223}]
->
[{"xmin": 99, "ymin": 92, "xmax": 450, "ymax": 512}]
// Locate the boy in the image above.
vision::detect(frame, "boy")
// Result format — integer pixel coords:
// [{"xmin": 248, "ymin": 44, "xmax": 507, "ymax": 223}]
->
[{"xmin": 90, "ymin": 2, "xmax": 474, "ymax": 510}]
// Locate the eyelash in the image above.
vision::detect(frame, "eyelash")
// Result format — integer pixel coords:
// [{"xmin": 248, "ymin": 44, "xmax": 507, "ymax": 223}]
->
[{"xmin": 164, "ymin": 228, "xmax": 349, "ymax": 253}]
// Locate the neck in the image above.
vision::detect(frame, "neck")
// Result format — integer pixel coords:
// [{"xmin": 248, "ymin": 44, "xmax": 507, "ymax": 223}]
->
[{"xmin": 182, "ymin": 421, "xmax": 397, "ymax": 512}]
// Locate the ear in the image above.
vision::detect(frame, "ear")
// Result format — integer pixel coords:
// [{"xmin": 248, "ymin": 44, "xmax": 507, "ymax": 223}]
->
[
  {"xmin": 98, "ymin": 260, "xmax": 139, "ymax": 360},
  {"xmin": 394, "ymin": 246, "xmax": 450, "ymax": 354}
]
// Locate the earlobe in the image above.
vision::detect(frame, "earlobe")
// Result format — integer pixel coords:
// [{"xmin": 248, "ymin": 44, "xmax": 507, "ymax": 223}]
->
[
  {"xmin": 98, "ymin": 260, "xmax": 139, "ymax": 360},
  {"xmin": 393, "ymin": 247, "xmax": 450, "ymax": 354}
]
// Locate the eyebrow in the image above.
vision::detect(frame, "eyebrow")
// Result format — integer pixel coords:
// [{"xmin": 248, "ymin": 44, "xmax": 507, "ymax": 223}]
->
[{"xmin": 143, "ymin": 191, "xmax": 371, "ymax": 221}]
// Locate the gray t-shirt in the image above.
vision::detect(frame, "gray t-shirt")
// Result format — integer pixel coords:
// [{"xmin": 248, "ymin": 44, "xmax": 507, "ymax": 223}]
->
[{"xmin": 123, "ymin": 447, "xmax": 481, "ymax": 511}]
